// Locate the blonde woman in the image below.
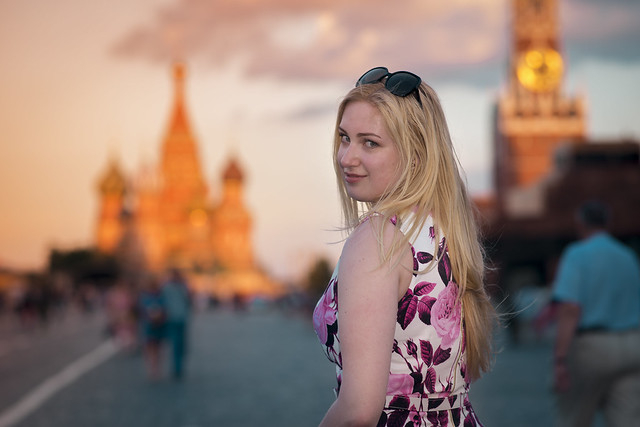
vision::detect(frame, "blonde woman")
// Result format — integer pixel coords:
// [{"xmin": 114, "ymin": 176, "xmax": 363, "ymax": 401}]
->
[{"xmin": 313, "ymin": 67, "xmax": 496, "ymax": 426}]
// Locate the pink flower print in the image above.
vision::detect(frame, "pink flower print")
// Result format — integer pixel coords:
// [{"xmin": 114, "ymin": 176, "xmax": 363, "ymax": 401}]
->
[
  {"xmin": 431, "ymin": 281, "xmax": 461, "ymax": 349},
  {"xmin": 387, "ymin": 373, "xmax": 414, "ymax": 395},
  {"xmin": 406, "ymin": 339, "xmax": 418, "ymax": 357},
  {"xmin": 437, "ymin": 238, "xmax": 452, "ymax": 284},
  {"xmin": 313, "ymin": 280, "xmax": 337, "ymax": 345},
  {"xmin": 427, "ymin": 410, "xmax": 449, "ymax": 426},
  {"xmin": 410, "ymin": 246, "xmax": 419, "ymax": 273},
  {"xmin": 392, "ymin": 339, "xmax": 402, "ymax": 355}
]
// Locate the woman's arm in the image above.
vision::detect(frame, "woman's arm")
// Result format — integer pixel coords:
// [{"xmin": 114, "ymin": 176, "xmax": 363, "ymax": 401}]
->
[{"xmin": 319, "ymin": 217, "xmax": 412, "ymax": 427}]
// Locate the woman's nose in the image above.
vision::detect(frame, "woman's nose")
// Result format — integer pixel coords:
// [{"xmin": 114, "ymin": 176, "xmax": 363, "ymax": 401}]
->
[{"xmin": 339, "ymin": 144, "xmax": 359, "ymax": 168}]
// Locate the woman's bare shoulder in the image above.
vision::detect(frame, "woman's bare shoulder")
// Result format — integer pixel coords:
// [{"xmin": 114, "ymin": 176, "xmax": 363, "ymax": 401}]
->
[
  {"xmin": 341, "ymin": 215, "xmax": 409, "ymax": 274},
  {"xmin": 344, "ymin": 215, "xmax": 396, "ymax": 251}
]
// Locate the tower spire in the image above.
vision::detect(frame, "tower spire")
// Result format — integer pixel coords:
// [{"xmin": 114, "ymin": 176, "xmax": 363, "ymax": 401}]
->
[
  {"xmin": 168, "ymin": 61, "xmax": 190, "ymax": 134},
  {"xmin": 160, "ymin": 62, "xmax": 208, "ymax": 258},
  {"xmin": 494, "ymin": 0, "xmax": 586, "ymax": 213}
]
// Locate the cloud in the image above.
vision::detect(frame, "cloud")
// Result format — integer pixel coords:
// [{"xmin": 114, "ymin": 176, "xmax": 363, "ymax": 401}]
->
[
  {"xmin": 563, "ymin": 0, "xmax": 640, "ymax": 63},
  {"xmin": 111, "ymin": 0, "xmax": 640, "ymax": 85},
  {"xmin": 111, "ymin": 0, "xmax": 507, "ymax": 83}
]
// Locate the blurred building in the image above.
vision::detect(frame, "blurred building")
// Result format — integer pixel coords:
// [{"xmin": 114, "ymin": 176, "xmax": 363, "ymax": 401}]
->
[
  {"xmin": 0, "ymin": 268, "xmax": 24, "ymax": 308},
  {"xmin": 478, "ymin": 0, "xmax": 640, "ymax": 292},
  {"xmin": 95, "ymin": 63, "xmax": 282, "ymax": 301}
]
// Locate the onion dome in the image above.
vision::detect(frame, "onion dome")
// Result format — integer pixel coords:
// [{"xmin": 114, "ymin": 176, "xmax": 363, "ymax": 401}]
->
[
  {"xmin": 98, "ymin": 159, "xmax": 127, "ymax": 195},
  {"xmin": 222, "ymin": 157, "xmax": 244, "ymax": 182}
]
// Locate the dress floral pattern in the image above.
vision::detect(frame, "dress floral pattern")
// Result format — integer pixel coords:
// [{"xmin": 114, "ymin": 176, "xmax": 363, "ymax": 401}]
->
[{"xmin": 313, "ymin": 215, "xmax": 483, "ymax": 426}]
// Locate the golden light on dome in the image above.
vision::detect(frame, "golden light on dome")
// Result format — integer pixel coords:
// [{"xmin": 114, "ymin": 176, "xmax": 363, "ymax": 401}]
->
[
  {"xmin": 94, "ymin": 63, "xmax": 283, "ymax": 300},
  {"xmin": 516, "ymin": 48, "xmax": 563, "ymax": 92},
  {"xmin": 189, "ymin": 208, "xmax": 208, "ymax": 227}
]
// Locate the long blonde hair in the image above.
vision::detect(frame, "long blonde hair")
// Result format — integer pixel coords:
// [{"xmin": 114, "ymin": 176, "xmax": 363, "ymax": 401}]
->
[{"xmin": 333, "ymin": 81, "xmax": 495, "ymax": 380}]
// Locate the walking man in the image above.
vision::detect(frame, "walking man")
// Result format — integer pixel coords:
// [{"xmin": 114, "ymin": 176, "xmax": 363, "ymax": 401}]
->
[
  {"xmin": 551, "ymin": 201, "xmax": 640, "ymax": 426},
  {"xmin": 162, "ymin": 268, "xmax": 192, "ymax": 379}
]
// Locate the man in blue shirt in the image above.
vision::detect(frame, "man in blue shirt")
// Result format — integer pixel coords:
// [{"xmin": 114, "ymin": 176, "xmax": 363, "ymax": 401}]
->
[
  {"xmin": 552, "ymin": 201, "xmax": 640, "ymax": 426},
  {"xmin": 162, "ymin": 268, "xmax": 192, "ymax": 379}
]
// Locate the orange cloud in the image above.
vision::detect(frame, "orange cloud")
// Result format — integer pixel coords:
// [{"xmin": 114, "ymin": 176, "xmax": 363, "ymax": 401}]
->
[{"xmin": 111, "ymin": 0, "xmax": 508, "ymax": 80}]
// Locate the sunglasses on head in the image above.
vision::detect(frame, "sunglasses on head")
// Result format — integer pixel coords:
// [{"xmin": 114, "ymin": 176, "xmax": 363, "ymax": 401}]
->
[{"xmin": 355, "ymin": 67, "xmax": 422, "ymax": 97}]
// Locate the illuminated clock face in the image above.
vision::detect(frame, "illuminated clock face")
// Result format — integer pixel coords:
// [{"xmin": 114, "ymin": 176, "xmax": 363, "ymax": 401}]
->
[{"xmin": 516, "ymin": 48, "xmax": 563, "ymax": 92}]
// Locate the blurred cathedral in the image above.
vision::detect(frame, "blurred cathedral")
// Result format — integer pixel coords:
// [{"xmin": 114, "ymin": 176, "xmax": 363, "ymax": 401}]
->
[
  {"xmin": 479, "ymin": 0, "xmax": 640, "ymax": 293},
  {"xmin": 94, "ymin": 63, "xmax": 282, "ymax": 300}
]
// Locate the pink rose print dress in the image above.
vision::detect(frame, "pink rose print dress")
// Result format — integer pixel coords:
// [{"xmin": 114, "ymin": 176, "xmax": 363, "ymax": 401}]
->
[{"xmin": 313, "ymin": 215, "xmax": 483, "ymax": 426}]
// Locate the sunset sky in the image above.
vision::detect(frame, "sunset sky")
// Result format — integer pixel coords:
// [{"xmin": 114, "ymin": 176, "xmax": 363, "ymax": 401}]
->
[{"xmin": 1, "ymin": 0, "xmax": 639, "ymax": 282}]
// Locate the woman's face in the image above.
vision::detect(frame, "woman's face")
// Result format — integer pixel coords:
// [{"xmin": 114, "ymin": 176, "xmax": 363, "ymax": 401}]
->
[{"xmin": 337, "ymin": 101, "xmax": 401, "ymax": 203}]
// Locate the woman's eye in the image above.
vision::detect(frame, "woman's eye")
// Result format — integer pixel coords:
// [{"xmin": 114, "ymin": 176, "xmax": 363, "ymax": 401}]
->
[
  {"xmin": 340, "ymin": 133, "xmax": 350, "ymax": 143},
  {"xmin": 364, "ymin": 140, "xmax": 379, "ymax": 148}
]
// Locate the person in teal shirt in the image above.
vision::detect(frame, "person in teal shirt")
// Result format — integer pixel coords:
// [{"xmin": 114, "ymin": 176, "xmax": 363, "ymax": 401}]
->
[
  {"xmin": 161, "ymin": 268, "xmax": 192, "ymax": 379},
  {"xmin": 551, "ymin": 200, "xmax": 640, "ymax": 427}
]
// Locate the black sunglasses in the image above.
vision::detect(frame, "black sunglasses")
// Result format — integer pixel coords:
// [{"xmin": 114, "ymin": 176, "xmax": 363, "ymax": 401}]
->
[{"xmin": 355, "ymin": 67, "xmax": 422, "ymax": 97}]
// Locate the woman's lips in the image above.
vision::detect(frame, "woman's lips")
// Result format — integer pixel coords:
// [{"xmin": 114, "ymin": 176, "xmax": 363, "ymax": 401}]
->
[{"xmin": 344, "ymin": 172, "xmax": 365, "ymax": 184}]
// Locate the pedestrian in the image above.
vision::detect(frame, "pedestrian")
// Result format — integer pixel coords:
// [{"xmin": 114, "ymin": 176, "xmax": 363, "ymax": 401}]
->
[
  {"xmin": 313, "ymin": 67, "xmax": 496, "ymax": 426},
  {"xmin": 550, "ymin": 200, "xmax": 640, "ymax": 426},
  {"xmin": 105, "ymin": 280, "xmax": 137, "ymax": 350},
  {"xmin": 161, "ymin": 268, "xmax": 192, "ymax": 379},
  {"xmin": 138, "ymin": 276, "xmax": 166, "ymax": 380}
]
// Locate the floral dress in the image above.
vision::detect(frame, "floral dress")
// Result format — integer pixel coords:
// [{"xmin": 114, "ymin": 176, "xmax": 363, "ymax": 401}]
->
[{"xmin": 313, "ymin": 215, "xmax": 483, "ymax": 426}]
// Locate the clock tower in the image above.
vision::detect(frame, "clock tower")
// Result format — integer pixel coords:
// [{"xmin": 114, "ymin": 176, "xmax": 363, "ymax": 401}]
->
[{"xmin": 495, "ymin": 0, "xmax": 586, "ymax": 213}]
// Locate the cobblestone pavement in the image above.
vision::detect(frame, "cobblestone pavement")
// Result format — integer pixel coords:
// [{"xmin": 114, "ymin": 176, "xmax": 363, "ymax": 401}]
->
[
  {"xmin": 0, "ymin": 307, "xmax": 108, "ymax": 418},
  {"xmin": 0, "ymin": 305, "xmax": 568, "ymax": 427},
  {"xmin": 471, "ymin": 332, "xmax": 555, "ymax": 426}
]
